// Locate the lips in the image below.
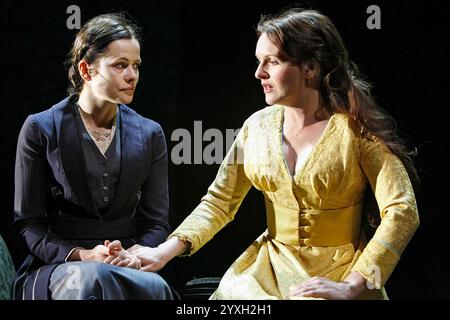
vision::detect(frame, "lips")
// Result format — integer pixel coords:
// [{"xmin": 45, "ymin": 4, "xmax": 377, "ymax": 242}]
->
[
  {"xmin": 262, "ymin": 83, "xmax": 273, "ymax": 93},
  {"xmin": 121, "ymin": 87, "xmax": 135, "ymax": 95}
]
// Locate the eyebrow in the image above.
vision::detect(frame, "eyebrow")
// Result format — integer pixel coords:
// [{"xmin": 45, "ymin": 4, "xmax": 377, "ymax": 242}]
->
[
  {"xmin": 112, "ymin": 57, "xmax": 142, "ymax": 63},
  {"xmin": 255, "ymin": 54, "xmax": 280, "ymax": 60}
]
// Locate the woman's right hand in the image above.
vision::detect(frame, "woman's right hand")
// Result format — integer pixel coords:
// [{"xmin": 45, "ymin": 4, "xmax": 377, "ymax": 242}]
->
[{"xmin": 69, "ymin": 245, "xmax": 109, "ymax": 262}]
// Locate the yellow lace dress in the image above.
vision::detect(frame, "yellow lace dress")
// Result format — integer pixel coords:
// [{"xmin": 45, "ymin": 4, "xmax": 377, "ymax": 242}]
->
[{"xmin": 170, "ymin": 105, "xmax": 419, "ymax": 300}]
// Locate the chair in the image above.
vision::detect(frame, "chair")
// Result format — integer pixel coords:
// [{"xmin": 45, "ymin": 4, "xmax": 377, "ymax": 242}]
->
[
  {"xmin": 181, "ymin": 277, "xmax": 222, "ymax": 300},
  {"xmin": 0, "ymin": 234, "xmax": 15, "ymax": 300}
]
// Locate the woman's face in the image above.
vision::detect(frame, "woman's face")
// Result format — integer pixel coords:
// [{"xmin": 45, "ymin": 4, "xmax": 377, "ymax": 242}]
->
[
  {"xmin": 87, "ymin": 38, "xmax": 141, "ymax": 105},
  {"xmin": 255, "ymin": 33, "xmax": 306, "ymax": 107}
]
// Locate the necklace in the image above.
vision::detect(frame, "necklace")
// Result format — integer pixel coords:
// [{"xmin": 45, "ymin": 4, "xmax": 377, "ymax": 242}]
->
[
  {"xmin": 77, "ymin": 104, "xmax": 117, "ymax": 154},
  {"xmin": 89, "ymin": 127, "xmax": 113, "ymax": 142}
]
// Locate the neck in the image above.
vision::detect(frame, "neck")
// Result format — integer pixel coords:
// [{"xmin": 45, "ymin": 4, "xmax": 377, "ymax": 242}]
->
[
  {"xmin": 282, "ymin": 91, "xmax": 327, "ymax": 129},
  {"xmin": 77, "ymin": 90, "xmax": 117, "ymax": 129}
]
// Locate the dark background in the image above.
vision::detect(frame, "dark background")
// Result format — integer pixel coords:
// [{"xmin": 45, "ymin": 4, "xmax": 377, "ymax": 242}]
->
[{"xmin": 1, "ymin": 0, "xmax": 449, "ymax": 299}]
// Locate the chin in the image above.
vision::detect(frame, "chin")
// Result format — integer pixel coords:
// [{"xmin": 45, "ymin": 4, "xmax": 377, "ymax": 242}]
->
[
  {"xmin": 265, "ymin": 94, "xmax": 279, "ymax": 106},
  {"xmin": 120, "ymin": 97, "xmax": 134, "ymax": 104}
]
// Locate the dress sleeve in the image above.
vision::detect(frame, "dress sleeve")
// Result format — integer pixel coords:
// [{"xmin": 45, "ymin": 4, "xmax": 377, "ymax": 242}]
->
[
  {"xmin": 169, "ymin": 121, "xmax": 253, "ymax": 255},
  {"xmin": 351, "ymin": 135, "xmax": 419, "ymax": 288}
]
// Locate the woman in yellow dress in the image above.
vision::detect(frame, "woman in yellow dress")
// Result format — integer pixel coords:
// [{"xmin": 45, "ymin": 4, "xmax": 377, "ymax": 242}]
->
[{"xmin": 111, "ymin": 7, "xmax": 420, "ymax": 300}]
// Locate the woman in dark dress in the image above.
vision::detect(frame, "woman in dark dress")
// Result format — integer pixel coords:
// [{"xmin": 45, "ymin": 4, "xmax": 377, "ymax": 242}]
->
[{"xmin": 13, "ymin": 13, "xmax": 173, "ymax": 300}]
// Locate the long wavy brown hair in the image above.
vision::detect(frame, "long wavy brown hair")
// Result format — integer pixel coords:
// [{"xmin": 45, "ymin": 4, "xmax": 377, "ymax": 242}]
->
[{"xmin": 257, "ymin": 7, "xmax": 419, "ymax": 191}]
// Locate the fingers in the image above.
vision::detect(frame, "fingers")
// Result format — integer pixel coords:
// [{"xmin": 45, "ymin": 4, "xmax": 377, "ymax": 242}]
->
[
  {"xmin": 120, "ymin": 257, "xmax": 141, "ymax": 270},
  {"xmin": 117, "ymin": 259, "xmax": 131, "ymax": 267},
  {"xmin": 290, "ymin": 286, "xmax": 320, "ymax": 297},
  {"xmin": 131, "ymin": 258, "xmax": 141, "ymax": 270},
  {"xmin": 104, "ymin": 254, "xmax": 116, "ymax": 264},
  {"xmin": 102, "ymin": 243, "xmax": 149, "ymax": 272},
  {"xmin": 288, "ymin": 277, "xmax": 346, "ymax": 300},
  {"xmin": 292, "ymin": 286, "xmax": 332, "ymax": 299},
  {"xmin": 109, "ymin": 240, "xmax": 122, "ymax": 250},
  {"xmin": 288, "ymin": 277, "xmax": 327, "ymax": 297},
  {"xmin": 107, "ymin": 240, "xmax": 123, "ymax": 255},
  {"xmin": 105, "ymin": 254, "xmax": 141, "ymax": 270},
  {"xmin": 103, "ymin": 240, "xmax": 135, "ymax": 265},
  {"xmin": 110, "ymin": 255, "xmax": 126, "ymax": 266}
]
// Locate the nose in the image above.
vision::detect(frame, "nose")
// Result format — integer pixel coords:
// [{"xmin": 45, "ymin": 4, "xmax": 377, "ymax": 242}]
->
[
  {"xmin": 124, "ymin": 65, "xmax": 138, "ymax": 82},
  {"xmin": 254, "ymin": 62, "xmax": 268, "ymax": 80}
]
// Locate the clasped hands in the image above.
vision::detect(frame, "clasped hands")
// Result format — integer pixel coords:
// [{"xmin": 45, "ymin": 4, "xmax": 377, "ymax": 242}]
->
[
  {"xmin": 75, "ymin": 237, "xmax": 187, "ymax": 272},
  {"xmin": 100, "ymin": 240, "xmax": 166, "ymax": 272}
]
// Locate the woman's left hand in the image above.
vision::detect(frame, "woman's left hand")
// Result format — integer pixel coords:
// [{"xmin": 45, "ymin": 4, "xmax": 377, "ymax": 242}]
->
[
  {"xmin": 288, "ymin": 273, "xmax": 366, "ymax": 300},
  {"xmin": 127, "ymin": 244, "xmax": 167, "ymax": 272}
]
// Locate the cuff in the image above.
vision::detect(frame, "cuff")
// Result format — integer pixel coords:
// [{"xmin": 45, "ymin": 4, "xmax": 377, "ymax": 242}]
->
[
  {"xmin": 167, "ymin": 234, "xmax": 193, "ymax": 256},
  {"xmin": 64, "ymin": 247, "xmax": 85, "ymax": 262}
]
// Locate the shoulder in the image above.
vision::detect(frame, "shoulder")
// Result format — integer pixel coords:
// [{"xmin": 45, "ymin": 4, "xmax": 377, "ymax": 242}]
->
[
  {"xmin": 119, "ymin": 105, "xmax": 165, "ymax": 144},
  {"xmin": 331, "ymin": 114, "xmax": 392, "ymax": 158},
  {"xmin": 325, "ymin": 113, "xmax": 376, "ymax": 159},
  {"xmin": 21, "ymin": 96, "xmax": 72, "ymax": 137},
  {"xmin": 120, "ymin": 104, "xmax": 164, "ymax": 133},
  {"xmin": 241, "ymin": 105, "xmax": 282, "ymax": 130},
  {"xmin": 330, "ymin": 113, "xmax": 366, "ymax": 142},
  {"xmin": 246, "ymin": 105, "xmax": 280, "ymax": 122},
  {"xmin": 330, "ymin": 112, "xmax": 353, "ymax": 130}
]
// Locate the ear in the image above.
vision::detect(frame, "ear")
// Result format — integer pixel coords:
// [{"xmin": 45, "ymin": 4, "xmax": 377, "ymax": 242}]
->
[
  {"xmin": 78, "ymin": 60, "xmax": 93, "ymax": 81},
  {"xmin": 301, "ymin": 61, "xmax": 319, "ymax": 80}
]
